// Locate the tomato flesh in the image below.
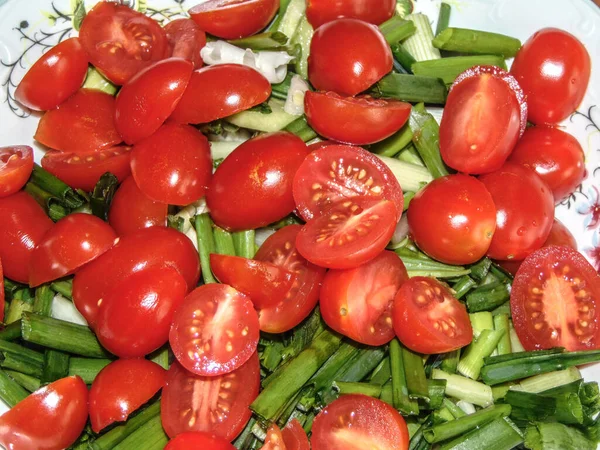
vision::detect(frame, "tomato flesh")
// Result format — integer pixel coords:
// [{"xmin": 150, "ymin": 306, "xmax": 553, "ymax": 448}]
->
[
  {"xmin": 261, "ymin": 424, "xmax": 286, "ymax": 450},
  {"xmin": 0, "ymin": 146, "xmax": 34, "ymax": 198},
  {"xmin": 281, "ymin": 419, "xmax": 310, "ymax": 450},
  {"xmin": 164, "ymin": 19, "xmax": 206, "ymax": 69}
]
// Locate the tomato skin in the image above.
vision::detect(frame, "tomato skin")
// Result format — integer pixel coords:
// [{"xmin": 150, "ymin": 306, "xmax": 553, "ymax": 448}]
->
[
  {"xmin": 0, "ymin": 376, "xmax": 88, "ymax": 450},
  {"xmin": 507, "ymin": 127, "xmax": 585, "ymax": 203},
  {"xmin": 510, "ymin": 28, "xmax": 591, "ymax": 125},
  {"xmin": 281, "ymin": 419, "xmax": 310, "ymax": 450},
  {"xmin": 0, "ymin": 146, "xmax": 34, "ymax": 197},
  {"xmin": 511, "ymin": 246, "xmax": 600, "ymax": 351},
  {"xmin": 479, "ymin": 163, "xmax": 554, "ymax": 261},
  {"xmin": 165, "ymin": 432, "xmax": 235, "ymax": 450},
  {"xmin": 0, "ymin": 192, "xmax": 53, "ymax": 283},
  {"xmin": 164, "ymin": 19, "xmax": 206, "ymax": 69},
  {"xmin": 170, "ymin": 64, "xmax": 271, "ymax": 124},
  {"xmin": 189, "ymin": 0, "xmax": 279, "ymax": 40},
  {"xmin": 307, "ymin": 0, "xmax": 395, "ymax": 28},
  {"xmin": 15, "ymin": 38, "xmax": 88, "ymax": 111},
  {"xmin": 308, "ymin": 18, "xmax": 392, "ymax": 97},
  {"xmin": 207, "ymin": 132, "xmax": 309, "ymax": 230},
  {"xmin": 89, "ymin": 359, "xmax": 166, "ymax": 433}
]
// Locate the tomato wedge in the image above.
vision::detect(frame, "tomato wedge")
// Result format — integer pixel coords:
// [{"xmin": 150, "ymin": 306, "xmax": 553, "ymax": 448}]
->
[
  {"xmin": 165, "ymin": 432, "xmax": 235, "ymax": 450},
  {"xmin": 281, "ymin": 419, "xmax": 310, "ymax": 450},
  {"xmin": 164, "ymin": 19, "xmax": 206, "ymax": 69},
  {"xmin": 306, "ymin": 0, "xmax": 395, "ymax": 27},
  {"xmin": 262, "ymin": 424, "xmax": 286, "ymax": 450},
  {"xmin": 0, "ymin": 146, "xmax": 34, "ymax": 197}
]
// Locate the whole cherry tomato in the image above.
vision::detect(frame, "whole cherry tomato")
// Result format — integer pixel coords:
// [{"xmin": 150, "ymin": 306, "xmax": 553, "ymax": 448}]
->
[
  {"xmin": 307, "ymin": 0, "xmax": 396, "ymax": 28},
  {"xmin": 0, "ymin": 146, "xmax": 34, "ymax": 197},
  {"xmin": 164, "ymin": 18, "xmax": 206, "ymax": 69}
]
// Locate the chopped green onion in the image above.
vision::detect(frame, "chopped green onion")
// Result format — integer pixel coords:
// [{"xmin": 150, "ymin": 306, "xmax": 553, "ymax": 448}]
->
[
  {"xmin": 41, "ymin": 349, "xmax": 70, "ymax": 384},
  {"xmin": 432, "ymin": 369, "xmax": 493, "ymax": 407},
  {"xmin": 4, "ymin": 370, "xmax": 41, "ymax": 392},
  {"xmin": 458, "ymin": 329, "xmax": 505, "ymax": 380},
  {"xmin": 289, "ymin": 16, "xmax": 313, "ymax": 79},
  {"xmin": 29, "ymin": 164, "xmax": 87, "ymax": 209},
  {"xmin": 284, "ymin": 116, "xmax": 317, "ymax": 142},
  {"xmin": 90, "ymin": 173, "xmax": 119, "ymax": 221},
  {"xmin": 333, "ymin": 381, "xmax": 382, "ymax": 397},
  {"xmin": 391, "ymin": 43, "xmax": 417, "ymax": 74},
  {"xmin": 380, "ymin": 16, "xmax": 416, "ymax": 44},
  {"xmin": 435, "ymin": 2, "xmax": 452, "ymax": 36},
  {"xmin": 438, "ymin": 417, "xmax": 523, "ymax": 450},
  {"xmin": 433, "ymin": 27, "xmax": 521, "ymax": 58},
  {"xmin": 493, "ymin": 314, "xmax": 512, "ymax": 355},
  {"xmin": 33, "ymin": 285, "xmax": 54, "ymax": 317},
  {"xmin": 466, "ymin": 282, "xmax": 511, "ymax": 313},
  {"xmin": 390, "ymin": 338, "xmax": 420, "ymax": 415},
  {"xmin": 0, "ymin": 369, "xmax": 29, "ymax": 407},
  {"xmin": 229, "ymin": 31, "xmax": 288, "ymax": 50},
  {"xmin": 68, "ymin": 358, "xmax": 112, "ymax": 384},
  {"xmin": 50, "ymin": 279, "xmax": 73, "ymax": 301},
  {"xmin": 439, "ymin": 350, "xmax": 461, "ymax": 374},
  {"xmin": 112, "ymin": 413, "xmax": 168, "ymax": 450},
  {"xmin": 213, "ymin": 226, "xmax": 236, "ymax": 256},
  {"xmin": 370, "ymin": 122, "xmax": 413, "ymax": 157},
  {"xmin": 194, "ymin": 213, "xmax": 217, "ymax": 284},
  {"xmin": 403, "ymin": 13, "xmax": 441, "ymax": 61},
  {"xmin": 409, "ymin": 107, "xmax": 450, "ymax": 179},
  {"xmin": 412, "ymin": 55, "xmax": 508, "ymax": 84},
  {"xmin": 0, "ymin": 320, "xmax": 22, "ymax": 341},
  {"xmin": 375, "ymin": 73, "xmax": 448, "ymax": 104}
]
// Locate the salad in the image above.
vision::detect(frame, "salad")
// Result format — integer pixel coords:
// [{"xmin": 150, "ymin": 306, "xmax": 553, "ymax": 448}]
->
[{"xmin": 0, "ymin": 0, "xmax": 598, "ymax": 449}]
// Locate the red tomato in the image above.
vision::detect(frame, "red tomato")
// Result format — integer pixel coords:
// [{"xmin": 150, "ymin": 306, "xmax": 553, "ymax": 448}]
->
[
  {"xmin": 407, "ymin": 174, "xmax": 497, "ymax": 265},
  {"xmin": 511, "ymin": 246, "xmax": 600, "ymax": 351},
  {"xmin": 73, "ymin": 227, "xmax": 199, "ymax": 327},
  {"xmin": 507, "ymin": 127, "xmax": 586, "ymax": 203},
  {"xmin": 170, "ymin": 284, "xmax": 259, "ymax": 376},
  {"xmin": 311, "ymin": 394, "xmax": 409, "ymax": 450},
  {"xmin": 34, "ymin": 89, "xmax": 121, "ymax": 153},
  {"xmin": 510, "ymin": 28, "xmax": 591, "ymax": 125},
  {"xmin": 296, "ymin": 196, "xmax": 397, "ymax": 269},
  {"xmin": 0, "ymin": 146, "xmax": 33, "ymax": 197},
  {"xmin": 29, "ymin": 213, "xmax": 117, "ymax": 287},
  {"xmin": 307, "ymin": 0, "xmax": 395, "ymax": 27},
  {"xmin": 255, "ymin": 225, "xmax": 326, "ymax": 333},
  {"xmin": 293, "ymin": 144, "xmax": 403, "ymax": 221},
  {"xmin": 96, "ymin": 267, "xmax": 187, "ymax": 356},
  {"xmin": 320, "ymin": 250, "xmax": 408, "ymax": 346},
  {"xmin": 131, "ymin": 124, "xmax": 212, "ymax": 205},
  {"xmin": 89, "ymin": 359, "xmax": 166, "ymax": 433},
  {"xmin": 0, "ymin": 258, "xmax": 4, "ymax": 323},
  {"xmin": 308, "ymin": 18, "xmax": 392, "ymax": 96},
  {"xmin": 189, "ymin": 0, "xmax": 279, "ymax": 40},
  {"xmin": 41, "ymin": 146, "xmax": 132, "ymax": 192},
  {"xmin": 479, "ymin": 163, "xmax": 554, "ymax": 261},
  {"xmin": 108, "ymin": 176, "xmax": 168, "ymax": 236},
  {"xmin": 393, "ymin": 277, "xmax": 473, "ymax": 354},
  {"xmin": 79, "ymin": 2, "xmax": 169, "ymax": 85},
  {"xmin": 281, "ymin": 419, "xmax": 310, "ymax": 450},
  {"xmin": 161, "ymin": 355, "xmax": 260, "ymax": 440},
  {"xmin": 0, "ymin": 376, "xmax": 88, "ymax": 450},
  {"xmin": 164, "ymin": 19, "xmax": 206, "ymax": 69},
  {"xmin": 170, "ymin": 65, "xmax": 271, "ymax": 124},
  {"xmin": 206, "ymin": 132, "xmax": 309, "ymax": 230},
  {"xmin": 210, "ymin": 254, "xmax": 295, "ymax": 309},
  {"xmin": 15, "ymin": 38, "xmax": 88, "ymax": 111},
  {"xmin": 165, "ymin": 432, "xmax": 235, "ymax": 450},
  {"xmin": 262, "ymin": 424, "xmax": 286, "ymax": 450},
  {"xmin": 0, "ymin": 192, "xmax": 53, "ymax": 283}
]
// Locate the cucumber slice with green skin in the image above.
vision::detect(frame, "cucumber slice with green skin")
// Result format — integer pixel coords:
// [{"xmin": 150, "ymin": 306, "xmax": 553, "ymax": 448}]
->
[{"xmin": 225, "ymin": 98, "xmax": 297, "ymax": 132}]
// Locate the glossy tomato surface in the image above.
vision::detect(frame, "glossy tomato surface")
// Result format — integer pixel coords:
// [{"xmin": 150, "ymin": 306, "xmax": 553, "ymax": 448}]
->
[
  {"xmin": 165, "ymin": 432, "xmax": 235, "ymax": 450},
  {"xmin": 0, "ymin": 259, "xmax": 4, "ymax": 323},
  {"xmin": 164, "ymin": 18, "xmax": 206, "ymax": 69},
  {"xmin": 281, "ymin": 419, "xmax": 310, "ymax": 450},
  {"xmin": 262, "ymin": 424, "xmax": 286, "ymax": 450},
  {"xmin": 307, "ymin": 0, "xmax": 395, "ymax": 27},
  {"xmin": 0, "ymin": 146, "xmax": 33, "ymax": 197}
]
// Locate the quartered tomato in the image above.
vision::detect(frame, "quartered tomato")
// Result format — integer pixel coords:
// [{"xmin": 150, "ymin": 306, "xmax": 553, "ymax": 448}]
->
[
  {"xmin": 0, "ymin": 146, "xmax": 34, "ymax": 197},
  {"xmin": 511, "ymin": 246, "xmax": 600, "ymax": 351},
  {"xmin": 262, "ymin": 424, "xmax": 286, "ymax": 450},
  {"xmin": 281, "ymin": 419, "xmax": 310, "ymax": 450},
  {"xmin": 393, "ymin": 277, "xmax": 473, "ymax": 354},
  {"xmin": 165, "ymin": 432, "xmax": 235, "ymax": 450},
  {"xmin": 164, "ymin": 19, "xmax": 206, "ymax": 69},
  {"xmin": 306, "ymin": 0, "xmax": 395, "ymax": 27}
]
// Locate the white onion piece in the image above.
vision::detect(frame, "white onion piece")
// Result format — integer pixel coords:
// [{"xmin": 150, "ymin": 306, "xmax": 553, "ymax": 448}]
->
[
  {"xmin": 388, "ymin": 214, "xmax": 410, "ymax": 249},
  {"xmin": 284, "ymin": 75, "xmax": 310, "ymax": 116},
  {"xmin": 457, "ymin": 400, "xmax": 477, "ymax": 415},
  {"xmin": 51, "ymin": 294, "xmax": 88, "ymax": 326},
  {"xmin": 255, "ymin": 227, "xmax": 276, "ymax": 248},
  {"xmin": 174, "ymin": 199, "xmax": 209, "ymax": 234}
]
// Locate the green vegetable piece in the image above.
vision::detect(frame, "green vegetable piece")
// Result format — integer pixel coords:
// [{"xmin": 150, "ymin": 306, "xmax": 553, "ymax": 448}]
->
[
  {"xmin": 433, "ymin": 27, "xmax": 521, "ymax": 57},
  {"xmin": 525, "ymin": 421, "xmax": 596, "ymax": 450}
]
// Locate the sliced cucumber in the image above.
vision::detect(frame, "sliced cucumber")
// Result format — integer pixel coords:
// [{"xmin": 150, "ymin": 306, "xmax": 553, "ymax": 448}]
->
[
  {"xmin": 225, "ymin": 98, "xmax": 297, "ymax": 132},
  {"xmin": 82, "ymin": 67, "xmax": 117, "ymax": 95}
]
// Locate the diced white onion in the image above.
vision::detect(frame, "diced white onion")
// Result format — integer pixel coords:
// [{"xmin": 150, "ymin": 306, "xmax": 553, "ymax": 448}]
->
[
  {"xmin": 389, "ymin": 214, "xmax": 410, "ymax": 248},
  {"xmin": 51, "ymin": 294, "xmax": 88, "ymax": 326},
  {"xmin": 284, "ymin": 75, "xmax": 310, "ymax": 116}
]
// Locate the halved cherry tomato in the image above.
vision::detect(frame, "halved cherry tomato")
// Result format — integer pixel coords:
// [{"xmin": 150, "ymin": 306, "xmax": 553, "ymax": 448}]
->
[
  {"xmin": 165, "ymin": 432, "xmax": 235, "ymax": 450},
  {"xmin": 79, "ymin": 2, "xmax": 169, "ymax": 85},
  {"xmin": 89, "ymin": 359, "xmax": 166, "ymax": 433},
  {"xmin": 307, "ymin": 0, "xmax": 395, "ymax": 28},
  {"xmin": 311, "ymin": 394, "xmax": 409, "ymax": 450},
  {"xmin": 262, "ymin": 424, "xmax": 286, "ymax": 450},
  {"xmin": 170, "ymin": 64, "xmax": 271, "ymax": 124},
  {"xmin": 41, "ymin": 146, "xmax": 132, "ymax": 192},
  {"xmin": 164, "ymin": 19, "xmax": 206, "ymax": 69},
  {"xmin": 170, "ymin": 284, "xmax": 259, "ymax": 376},
  {"xmin": 210, "ymin": 254, "xmax": 295, "ymax": 309},
  {"xmin": 320, "ymin": 250, "xmax": 408, "ymax": 346},
  {"xmin": 281, "ymin": 419, "xmax": 310, "ymax": 450},
  {"xmin": 255, "ymin": 225, "xmax": 326, "ymax": 333},
  {"xmin": 29, "ymin": 213, "xmax": 117, "ymax": 287},
  {"xmin": 96, "ymin": 266, "xmax": 187, "ymax": 357},
  {"xmin": 108, "ymin": 176, "xmax": 168, "ymax": 236},
  {"xmin": 15, "ymin": 38, "xmax": 88, "ymax": 111},
  {"xmin": 0, "ymin": 376, "xmax": 88, "ymax": 450},
  {"xmin": 0, "ymin": 146, "xmax": 34, "ymax": 197},
  {"xmin": 293, "ymin": 144, "xmax": 403, "ymax": 221},
  {"xmin": 131, "ymin": 123, "xmax": 212, "ymax": 205},
  {"xmin": 189, "ymin": 0, "xmax": 279, "ymax": 40},
  {"xmin": 296, "ymin": 196, "xmax": 397, "ymax": 269},
  {"xmin": 0, "ymin": 258, "xmax": 4, "ymax": 323},
  {"xmin": 511, "ymin": 246, "xmax": 600, "ymax": 351},
  {"xmin": 161, "ymin": 354, "xmax": 260, "ymax": 440},
  {"xmin": 440, "ymin": 66, "xmax": 526, "ymax": 174},
  {"xmin": 0, "ymin": 192, "xmax": 53, "ymax": 283},
  {"xmin": 308, "ymin": 18, "xmax": 392, "ymax": 97},
  {"xmin": 393, "ymin": 277, "xmax": 473, "ymax": 354},
  {"xmin": 207, "ymin": 132, "xmax": 309, "ymax": 230}
]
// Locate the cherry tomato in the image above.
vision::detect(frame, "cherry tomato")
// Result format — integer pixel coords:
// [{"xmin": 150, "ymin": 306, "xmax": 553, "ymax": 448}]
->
[
  {"xmin": 296, "ymin": 196, "xmax": 397, "ymax": 269},
  {"xmin": 0, "ymin": 376, "xmax": 88, "ymax": 450},
  {"xmin": 311, "ymin": 394, "xmax": 409, "ymax": 450},
  {"xmin": 511, "ymin": 246, "xmax": 600, "ymax": 351},
  {"xmin": 308, "ymin": 18, "xmax": 392, "ymax": 96},
  {"xmin": 510, "ymin": 28, "xmax": 591, "ymax": 124},
  {"xmin": 408, "ymin": 174, "xmax": 497, "ymax": 265},
  {"xmin": 307, "ymin": 0, "xmax": 395, "ymax": 28},
  {"xmin": 507, "ymin": 127, "xmax": 585, "ymax": 203},
  {"xmin": 131, "ymin": 124, "xmax": 212, "ymax": 205},
  {"xmin": 79, "ymin": 2, "xmax": 169, "ymax": 85},
  {"xmin": 161, "ymin": 354, "xmax": 260, "ymax": 440},
  {"xmin": 281, "ymin": 419, "xmax": 310, "ymax": 450},
  {"xmin": 0, "ymin": 146, "xmax": 33, "ymax": 197},
  {"xmin": 165, "ymin": 432, "xmax": 235, "ymax": 450},
  {"xmin": 440, "ymin": 66, "xmax": 526, "ymax": 174},
  {"xmin": 96, "ymin": 267, "xmax": 187, "ymax": 357},
  {"xmin": 479, "ymin": 163, "xmax": 554, "ymax": 261},
  {"xmin": 0, "ymin": 259, "xmax": 4, "ymax": 323},
  {"xmin": 15, "ymin": 38, "xmax": 88, "ymax": 111},
  {"xmin": 170, "ymin": 64, "xmax": 271, "ymax": 124},
  {"xmin": 0, "ymin": 192, "xmax": 53, "ymax": 283},
  {"xmin": 41, "ymin": 146, "xmax": 132, "ymax": 192},
  {"xmin": 89, "ymin": 359, "xmax": 166, "ymax": 433},
  {"xmin": 293, "ymin": 144, "xmax": 403, "ymax": 221},
  {"xmin": 29, "ymin": 213, "xmax": 117, "ymax": 287},
  {"xmin": 207, "ymin": 132, "xmax": 309, "ymax": 230},
  {"xmin": 189, "ymin": 0, "xmax": 279, "ymax": 40},
  {"xmin": 164, "ymin": 19, "xmax": 206, "ymax": 69},
  {"xmin": 262, "ymin": 424, "xmax": 286, "ymax": 450},
  {"xmin": 108, "ymin": 176, "xmax": 168, "ymax": 236},
  {"xmin": 255, "ymin": 225, "xmax": 326, "ymax": 333}
]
